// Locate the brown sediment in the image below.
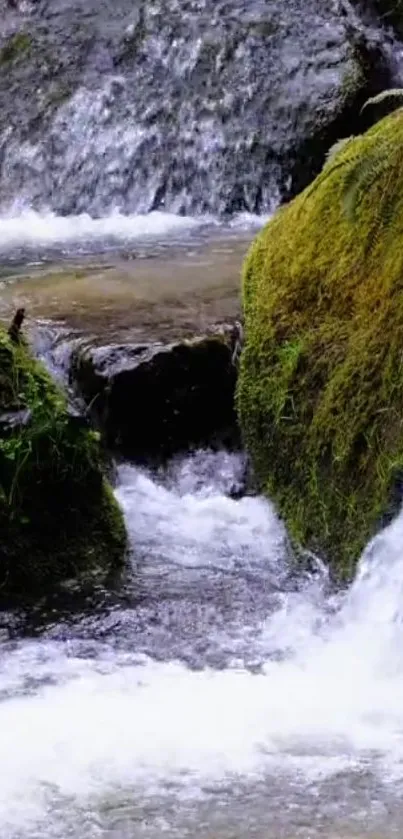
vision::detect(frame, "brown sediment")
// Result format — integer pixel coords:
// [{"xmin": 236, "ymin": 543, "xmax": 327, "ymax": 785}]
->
[{"xmin": 0, "ymin": 236, "xmax": 249, "ymax": 343}]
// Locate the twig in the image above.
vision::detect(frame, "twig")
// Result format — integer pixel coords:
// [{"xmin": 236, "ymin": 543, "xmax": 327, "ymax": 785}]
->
[{"xmin": 8, "ymin": 307, "xmax": 25, "ymax": 344}]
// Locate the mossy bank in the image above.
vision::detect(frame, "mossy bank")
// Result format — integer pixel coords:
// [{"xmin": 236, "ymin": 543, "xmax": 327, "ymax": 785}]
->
[
  {"xmin": 0, "ymin": 328, "xmax": 127, "ymax": 598},
  {"xmin": 237, "ymin": 109, "xmax": 403, "ymax": 576}
]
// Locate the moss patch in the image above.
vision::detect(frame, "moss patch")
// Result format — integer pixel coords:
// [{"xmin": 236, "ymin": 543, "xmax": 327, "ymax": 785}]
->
[
  {"xmin": 237, "ymin": 109, "xmax": 403, "ymax": 577},
  {"xmin": 0, "ymin": 330, "xmax": 127, "ymax": 598},
  {"xmin": 0, "ymin": 32, "xmax": 32, "ymax": 65}
]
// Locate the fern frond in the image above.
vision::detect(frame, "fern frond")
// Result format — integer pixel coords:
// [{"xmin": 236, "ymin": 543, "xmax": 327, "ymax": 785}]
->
[
  {"xmin": 361, "ymin": 88, "xmax": 403, "ymax": 115},
  {"xmin": 369, "ymin": 166, "xmax": 400, "ymax": 249},
  {"xmin": 302, "ymin": 157, "xmax": 354, "ymax": 208},
  {"xmin": 342, "ymin": 146, "xmax": 391, "ymax": 221},
  {"xmin": 322, "ymin": 136, "xmax": 355, "ymax": 170}
]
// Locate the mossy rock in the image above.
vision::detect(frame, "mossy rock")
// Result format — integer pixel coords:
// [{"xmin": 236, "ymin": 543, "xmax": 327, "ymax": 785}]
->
[
  {"xmin": 237, "ymin": 109, "xmax": 403, "ymax": 577},
  {"xmin": 0, "ymin": 330, "xmax": 127, "ymax": 598},
  {"xmin": 0, "ymin": 32, "xmax": 32, "ymax": 65}
]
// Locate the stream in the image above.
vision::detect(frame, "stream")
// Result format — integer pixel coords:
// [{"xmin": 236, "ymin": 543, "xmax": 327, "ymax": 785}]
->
[
  {"xmin": 1, "ymin": 0, "xmax": 403, "ymax": 836},
  {"xmin": 1, "ymin": 450, "xmax": 403, "ymax": 838}
]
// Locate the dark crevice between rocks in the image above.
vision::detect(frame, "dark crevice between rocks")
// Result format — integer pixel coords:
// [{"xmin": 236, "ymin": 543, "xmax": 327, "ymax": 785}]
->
[{"xmin": 352, "ymin": 0, "xmax": 403, "ymax": 40}]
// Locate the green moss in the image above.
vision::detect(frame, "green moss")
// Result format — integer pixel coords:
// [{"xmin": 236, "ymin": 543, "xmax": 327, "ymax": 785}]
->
[
  {"xmin": 0, "ymin": 330, "xmax": 127, "ymax": 597},
  {"xmin": 0, "ymin": 32, "xmax": 32, "ymax": 65},
  {"xmin": 237, "ymin": 109, "xmax": 403, "ymax": 578}
]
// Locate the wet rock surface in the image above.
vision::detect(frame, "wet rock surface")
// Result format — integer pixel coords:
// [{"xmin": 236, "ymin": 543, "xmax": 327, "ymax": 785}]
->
[
  {"xmin": 70, "ymin": 326, "xmax": 240, "ymax": 460},
  {"xmin": 353, "ymin": 0, "xmax": 403, "ymax": 39},
  {"xmin": 0, "ymin": 0, "xmax": 397, "ymax": 216},
  {"xmin": 0, "ymin": 408, "xmax": 32, "ymax": 435}
]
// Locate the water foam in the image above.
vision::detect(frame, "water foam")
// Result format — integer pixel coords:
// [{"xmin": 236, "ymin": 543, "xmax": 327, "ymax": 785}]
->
[
  {"xmin": 116, "ymin": 452, "xmax": 286, "ymax": 572},
  {"xmin": 0, "ymin": 208, "xmax": 270, "ymax": 255},
  {"xmin": 1, "ymin": 452, "xmax": 403, "ymax": 836},
  {"xmin": 0, "ymin": 209, "xmax": 209, "ymax": 251}
]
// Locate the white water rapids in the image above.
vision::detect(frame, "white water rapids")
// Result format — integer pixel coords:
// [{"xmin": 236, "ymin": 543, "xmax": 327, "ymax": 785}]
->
[
  {"xmin": 0, "ymin": 210, "xmax": 206, "ymax": 250},
  {"xmin": 0, "ymin": 209, "xmax": 269, "ymax": 263},
  {"xmin": 1, "ymin": 0, "xmax": 403, "ymax": 830},
  {"xmin": 1, "ymin": 450, "xmax": 403, "ymax": 838}
]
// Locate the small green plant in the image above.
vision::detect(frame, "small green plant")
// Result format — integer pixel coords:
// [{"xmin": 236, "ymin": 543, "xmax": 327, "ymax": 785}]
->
[
  {"xmin": 0, "ymin": 32, "xmax": 31, "ymax": 65},
  {"xmin": 0, "ymin": 329, "xmax": 127, "ymax": 596},
  {"xmin": 361, "ymin": 88, "xmax": 403, "ymax": 115},
  {"xmin": 272, "ymin": 340, "xmax": 304, "ymax": 424},
  {"xmin": 341, "ymin": 89, "xmax": 403, "ymax": 223},
  {"xmin": 0, "ymin": 332, "xmax": 70, "ymax": 508},
  {"xmin": 323, "ymin": 136, "xmax": 355, "ymax": 168},
  {"xmin": 313, "ymin": 89, "xmax": 403, "ymax": 231}
]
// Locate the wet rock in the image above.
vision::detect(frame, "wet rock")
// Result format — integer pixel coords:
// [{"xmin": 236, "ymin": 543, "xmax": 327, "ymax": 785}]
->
[
  {"xmin": 0, "ymin": 0, "xmax": 396, "ymax": 216},
  {"xmin": 352, "ymin": 0, "xmax": 403, "ymax": 39},
  {"xmin": 284, "ymin": 24, "xmax": 394, "ymax": 199},
  {"xmin": 65, "ymin": 399, "xmax": 91, "ymax": 429},
  {"xmin": 70, "ymin": 327, "xmax": 240, "ymax": 460},
  {"xmin": 0, "ymin": 407, "xmax": 32, "ymax": 435}
]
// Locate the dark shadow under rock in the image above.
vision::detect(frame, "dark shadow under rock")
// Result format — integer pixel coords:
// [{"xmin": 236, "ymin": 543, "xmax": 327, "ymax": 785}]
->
[
  {"xmin": 351, "ymin": 0, "xmax": 403, "ymax": 40},
  {"xmin": 70, "ymin": 326, "xmax": 241, "ymax": 461}
]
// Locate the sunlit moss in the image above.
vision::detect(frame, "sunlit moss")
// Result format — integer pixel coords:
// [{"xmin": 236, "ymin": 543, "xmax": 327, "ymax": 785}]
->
[{"xmin": 237, "ymin": 109, "xmax": 403, "ymax": 577}]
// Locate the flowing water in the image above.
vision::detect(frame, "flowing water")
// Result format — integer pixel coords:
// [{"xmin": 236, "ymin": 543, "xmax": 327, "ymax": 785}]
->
[
  {"xmin": 0, "ymin": 0, "xmax": 399, "ymax": 218},
  {"xmin": 1, "ymin": 450, "xmax": 403, "ymax": 838},
  {"xmin": 2, "ymin": 0, "xmax": 403, "ymax": 836}
]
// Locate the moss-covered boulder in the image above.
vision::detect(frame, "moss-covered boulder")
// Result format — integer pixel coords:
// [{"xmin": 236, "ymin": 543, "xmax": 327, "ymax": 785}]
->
[
  {"xmin": 237, "ymin": 109, "xmax": 403, "ymax": 576},
  {"xmin": 0, "ymin": 329, "xmax": 127, "ymax": 598}
]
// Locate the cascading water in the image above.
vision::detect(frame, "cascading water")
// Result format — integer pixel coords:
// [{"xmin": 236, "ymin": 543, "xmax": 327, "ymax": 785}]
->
[
  {"xmin": 0, "ymin": 0, "xmax": 398, "ymax": 244},
  {"xmin": 1, "ymin": 451, "xmax": 403, "ymax": 838},
  {"xmin": 2, "ymin": 1, "xmax": 403, "ymax": 837}
]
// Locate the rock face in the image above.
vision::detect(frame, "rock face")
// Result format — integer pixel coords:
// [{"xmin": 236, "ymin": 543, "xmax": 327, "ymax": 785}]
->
[
  {"xmin": 0, "ymin": 328, "xmax": 127, "ymax": 598},
  {"xmin": 0, "ymin": 0, "xmax": 394, "ymax": 216},
  {"xmin": 237, "ymin": 109, "xmax": 403, "ymax": 576},
  {"xmin": 70, "ymin": 329, "xmax": 239, "ymax": 460}
]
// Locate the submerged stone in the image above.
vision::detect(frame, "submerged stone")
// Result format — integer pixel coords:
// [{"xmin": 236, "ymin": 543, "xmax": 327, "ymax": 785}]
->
[
  {"xmin": 70, "ymin": 327, "xmax": 240, "ymax": 460},
  {"xmin": 237, "ymin": 109, "xmax": 403, "ymax": 576},
  {"xmin": 0, "ymin": 329, "xmax": 127, "ymax": 598}
]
